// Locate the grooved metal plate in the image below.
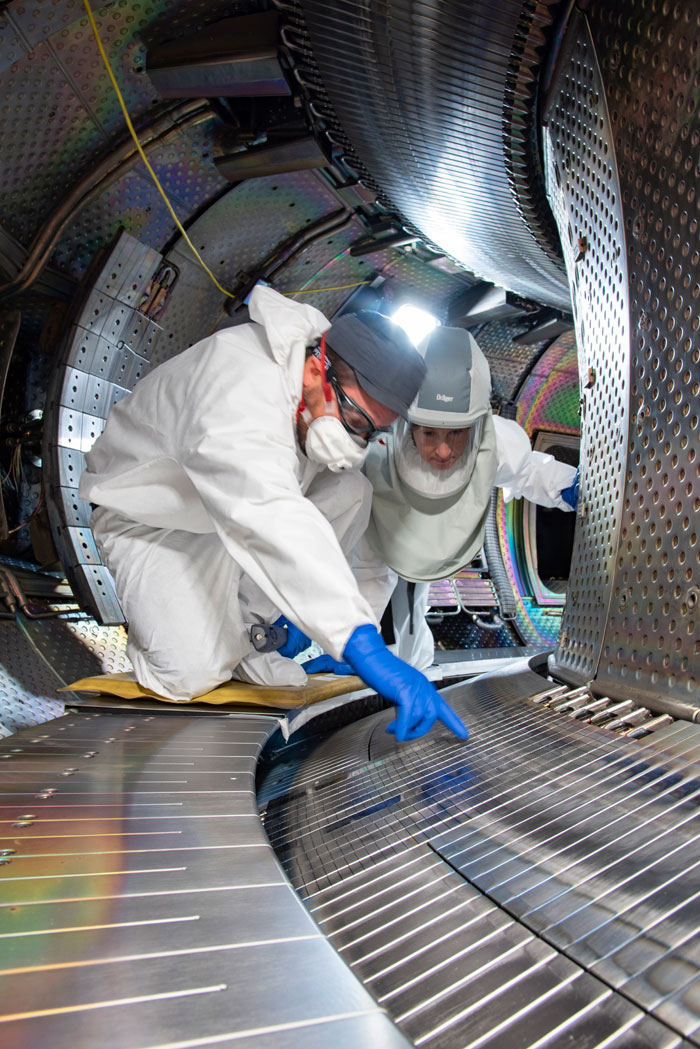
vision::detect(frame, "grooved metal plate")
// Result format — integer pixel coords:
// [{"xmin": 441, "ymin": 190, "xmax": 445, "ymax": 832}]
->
[
  {"xmin": 543, "ymin": 10, "xmax": 630, "ymax": 685},
  {"xmin": 0, "ymin": 710, "xmax": 410, "ymax": 1049},
  {"xmin": 293, "ymin": 0, "xmax": 571, "ymax": 308},
  {"xmin": 265, "ymin": 660, "xmax": 700, "ymax": 1048}
]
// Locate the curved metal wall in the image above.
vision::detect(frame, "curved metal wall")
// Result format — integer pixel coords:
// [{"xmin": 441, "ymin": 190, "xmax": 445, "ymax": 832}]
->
[
  {"xmin": 292, "ymin": 0, "xmax": 572, "ymax": 309},
  {"xmin": 545, "ymin": 1, "xmax": 700, "ymax": 711}
]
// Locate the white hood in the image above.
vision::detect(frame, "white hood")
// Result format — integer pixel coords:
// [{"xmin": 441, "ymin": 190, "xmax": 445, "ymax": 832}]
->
[{"xmin": 248, "ymin": 283, "xmax": 329, "ymax": 379}]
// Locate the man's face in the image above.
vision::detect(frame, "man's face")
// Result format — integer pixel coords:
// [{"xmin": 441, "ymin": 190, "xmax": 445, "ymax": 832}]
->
[
  {"xmin": 301, "ymin": 355, "xmax": 397, "ymax": 442},
  {"xmin": 412, "ymin": 425, "xmax": 471, "ymax": 470}
]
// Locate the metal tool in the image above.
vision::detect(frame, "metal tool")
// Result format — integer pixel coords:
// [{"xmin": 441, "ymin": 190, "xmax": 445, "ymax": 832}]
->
[{"xmin": 249, "ymin": 621, "xmax": 287, "ymax": 653}]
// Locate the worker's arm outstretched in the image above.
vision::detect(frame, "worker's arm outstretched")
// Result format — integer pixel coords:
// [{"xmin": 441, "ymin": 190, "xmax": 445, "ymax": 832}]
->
[
  {"xmin": 343, "ymin": 624, "xmax": 468, "ymax": 742},
  {"xmin": 493, "ymin": 416, "xmax": 577, "ymax": 510}
]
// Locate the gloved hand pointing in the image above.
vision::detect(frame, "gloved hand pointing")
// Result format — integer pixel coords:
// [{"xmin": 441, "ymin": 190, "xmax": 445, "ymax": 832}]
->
[{"xmin": 342, "ymin": 624, "xmax": 469, "ymax": 743}]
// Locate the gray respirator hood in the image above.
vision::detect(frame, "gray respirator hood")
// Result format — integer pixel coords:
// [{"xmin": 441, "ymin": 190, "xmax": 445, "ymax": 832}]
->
[{"xmin": 408, "ymin": 326, "xmax": 492, "ymax": 428}]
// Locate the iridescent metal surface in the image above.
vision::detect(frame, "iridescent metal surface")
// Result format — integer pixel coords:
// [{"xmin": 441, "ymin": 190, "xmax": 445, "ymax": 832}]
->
[
  {"xmin": 582, "ymin": 0, "xmax": 700, "ymax": 709},
  {"xmin": 543, "ymin": 9, "xmax": 630, "ymax": 685},
  {"xmin": 0, "ymin": 0, "xmax": 242, "ymax": 253},
  {"xmin": 494, "ymin": 333, "xmax": 581, "ymax": 646},
  {"xmin": 0, "ymin": 709, "xmax": 411, "ymax": 1049}
]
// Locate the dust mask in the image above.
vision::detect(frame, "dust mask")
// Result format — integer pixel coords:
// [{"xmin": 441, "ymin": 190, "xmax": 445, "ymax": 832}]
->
[
  {"xmin": 298, "ymin": 330, "xmax": 369, "ymax": 472},
  {"xmin": 302, "ymin": 409, "xmax": 368, "ymax": 472}
]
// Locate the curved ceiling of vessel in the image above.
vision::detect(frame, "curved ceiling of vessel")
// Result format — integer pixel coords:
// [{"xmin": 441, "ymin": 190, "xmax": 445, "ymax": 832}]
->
[{"xmin": 292, "ymin": 0, "xmax": 572, "ymax": 310}]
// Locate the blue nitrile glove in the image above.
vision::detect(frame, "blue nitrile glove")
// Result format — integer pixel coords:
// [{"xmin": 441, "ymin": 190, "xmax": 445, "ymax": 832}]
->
[
  {"xmin": 273, "ymin": 616, "xmax": 312, "ymax": 659},
  {"xmin": 301, "ymin": 654, "xmax": 355, "ymax": 675},
  {"xmin": 342, "ymin": 624, "xmax": 469, "ymax": 743},
  {"xmin": 561, "ymin": 467, "xmax": 580, "ymax": 510}
]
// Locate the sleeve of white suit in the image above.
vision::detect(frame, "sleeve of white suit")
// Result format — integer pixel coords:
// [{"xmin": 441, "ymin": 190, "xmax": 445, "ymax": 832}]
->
[
  {"xmin": 493, "ymin": 415, "xmax": 577, "ymax": 511},
  {"xmin": 350, "ymin": 533, "xmax": 399, "ymax": 623},
  {"xmin": 179, "ymin": 349, "xmax": 377, "ymax": 661}
]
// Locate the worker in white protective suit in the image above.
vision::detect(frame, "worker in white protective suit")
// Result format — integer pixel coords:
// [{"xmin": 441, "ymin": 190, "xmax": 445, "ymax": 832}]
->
[
  {"xmin": 351, "ymin": 325, "xmax": 579, "ymax": 670},
  {"xmin": 79, "ymin": 285, "xmax": 468, "ymax": 743}
]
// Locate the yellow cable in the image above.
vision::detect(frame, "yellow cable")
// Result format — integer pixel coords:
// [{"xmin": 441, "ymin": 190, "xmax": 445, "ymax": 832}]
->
[
  {"xmin": 283, "ymin": 280, "xmax": 372, "ymax": 296},
  {"xmin": 82, "ymin": 0, "xmax": 235, "ymax": 298}
]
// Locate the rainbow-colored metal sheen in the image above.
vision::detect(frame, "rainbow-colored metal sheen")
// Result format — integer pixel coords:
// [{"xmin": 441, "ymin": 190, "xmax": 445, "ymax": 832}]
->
[{"xmin": 499, "ymin": 331, "xmax": 580, "ymax": 645}]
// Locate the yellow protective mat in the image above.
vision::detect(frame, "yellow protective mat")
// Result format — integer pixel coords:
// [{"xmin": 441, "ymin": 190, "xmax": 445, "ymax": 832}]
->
[{"xmin": 63, "ymin": 670, "xmax": 365, "ymax": 711}]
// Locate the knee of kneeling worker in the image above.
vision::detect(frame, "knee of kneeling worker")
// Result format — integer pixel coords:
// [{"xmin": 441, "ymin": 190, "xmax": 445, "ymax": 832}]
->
[{"xmin": 129, "ymin": 649, "xmax": 230, "ymax": 702}]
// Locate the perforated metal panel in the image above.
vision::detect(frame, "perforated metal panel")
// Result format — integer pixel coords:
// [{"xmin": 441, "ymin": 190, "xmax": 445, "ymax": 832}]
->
[
  {"xmin": 545, "ymin": 3, "xmax": 700, "ymax": 710},
  {"xmin": 474, "ymin": 321, "xmax": 551, "ymax": 404},
  {"xmin": 152, "ymin": 170, "xmax": 349, "ymax": 363},
  {"xmin": 543, "ymin": 11, "xmax": 630, "ymax": 685},
  {"xmin": 0, "ymin": 610, "xmax": 130, "ymax": 737},
  {"xmin": 276, "ymin": 232, "xmax": 471, "ymax": 325},
  {"xmin": 0, "ymin": 0, "xmax": 256, "ymax": 247},
  {"xmin": 585, "ymin": 0, "xmax": 700, "ymax": 709},
  {"xmin": 0, "ymin": 622, "xmax": 65, "ymax": 737},
  {"xmin": 44, "ymin": 230, "xmax": 163, "ymax": 623},
  {"xmin": 154, "ymin": 170, "xmax": 472, "ymax": 366}
]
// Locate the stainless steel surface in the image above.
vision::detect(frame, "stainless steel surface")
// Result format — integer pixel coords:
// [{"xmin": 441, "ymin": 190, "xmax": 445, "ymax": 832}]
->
[
  {"xmin": 265, "ymin": 661, "xmax": 700, "ymax": 1047},
  {"xmin": 543, "ymin": 8, "xmax": 630, "ymax": 687},
  {"xmin": 0, "ymin": 609, "xmax": 132, "ymax": 737},
  {"xmin": 544, "ymin": 1, "xmax": 700, "ymax": 708},
  {"xmin": 289, "ymin": 0, "xmax": 570, "ymax": 308},
  {"xmin": 0, "ymin": 621, "xmax": 65, "ymax": 738},
  {"xmin": 0, "ymin": 710, "xmax": 411, "ymax": 1048}
]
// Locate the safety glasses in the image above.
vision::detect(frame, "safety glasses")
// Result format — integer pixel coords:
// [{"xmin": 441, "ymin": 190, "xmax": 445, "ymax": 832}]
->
[{"xmin": 325, "ymin": 363, "xmax": 392, "ymax": 443}]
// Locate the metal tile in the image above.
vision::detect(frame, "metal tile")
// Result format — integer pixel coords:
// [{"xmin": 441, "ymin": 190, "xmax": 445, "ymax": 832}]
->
[
  {"xmin": 0, "ymin": 937, "xmax": 383, "ymax": 1049},
  {"xmin": 0, "ymin": 881, "xmax": 322, "ymax": 972},
  {"xmin": 167, "ymin": 1011, "xmax": 411, "ymax": 1049},
  {"xmin": 269, "ymin": 664, "xmax": 700, "ymax": 1046}
]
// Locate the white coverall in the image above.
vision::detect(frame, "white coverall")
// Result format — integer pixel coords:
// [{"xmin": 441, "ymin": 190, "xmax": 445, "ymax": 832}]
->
[
  {"xmin": 354, "ymin": 415, "xmax": 577, "ymax": 670},
  {"xmin": 79, "ymin": 285, "xmax": 378, "ymax": 700}
]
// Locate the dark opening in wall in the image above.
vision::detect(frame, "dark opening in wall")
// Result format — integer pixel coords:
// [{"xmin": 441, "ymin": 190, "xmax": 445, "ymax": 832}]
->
[{"xmin": 534, "ymin": 441, "xmax": 579, "ymax": 592}]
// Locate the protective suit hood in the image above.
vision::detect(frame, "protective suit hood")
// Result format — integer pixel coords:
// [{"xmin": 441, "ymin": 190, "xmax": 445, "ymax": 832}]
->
[
  {"xmin": 363, "ymin": 417, "xmax": 499, "ymax": 581},
  {"xmin": 363, "ymin": 325, "xmax": 499, "ymax": 580},
  {"xmin": 409, "ymin": 326, "xmax": 491, "ymax": 429},
  {"xmin": 393, "ymin": 326, "xmax": 493, "ymax": 500},
  {"xmin": 248, "ymin": 283, "xmax": 329, "ymax": 401}
]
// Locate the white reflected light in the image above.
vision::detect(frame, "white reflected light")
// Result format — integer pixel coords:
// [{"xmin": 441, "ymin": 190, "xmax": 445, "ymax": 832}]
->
[{"xmin": 392, "ymin": 303, "xmax": 439, "ymax": 346}]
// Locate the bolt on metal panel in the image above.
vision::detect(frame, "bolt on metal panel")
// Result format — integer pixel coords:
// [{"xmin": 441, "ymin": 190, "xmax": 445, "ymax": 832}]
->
[
  {"xmin": 543, "ymin": 10, "xmax": 630, "ymax": 687},
  {"xmin": 52, "ymin": 484, "xmax": 92, "ymax": 529}
]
